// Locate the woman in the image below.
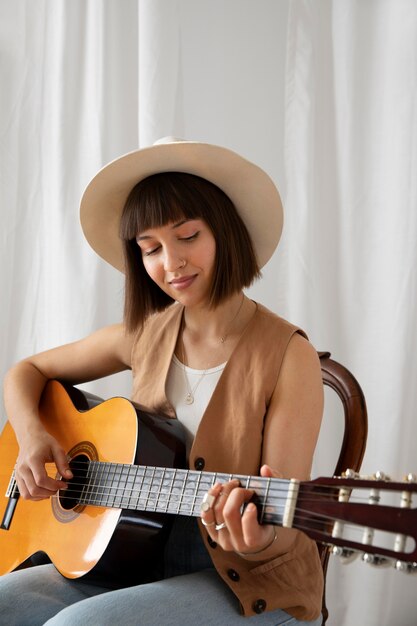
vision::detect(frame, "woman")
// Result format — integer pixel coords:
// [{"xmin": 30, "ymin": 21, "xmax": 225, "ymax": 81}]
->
[{"xmin": 1, "ymin": 139, "xmax": 324, "ymax": 625}]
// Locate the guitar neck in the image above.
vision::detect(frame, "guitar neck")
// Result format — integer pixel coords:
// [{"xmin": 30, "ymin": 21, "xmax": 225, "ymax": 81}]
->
[
  {"xmin": 75, "ymin": 462, "xmax": 293, "ymax": 527},
  {"xmin": 66, "ymin": 461, "xmax": 417, "ymax": 564}
]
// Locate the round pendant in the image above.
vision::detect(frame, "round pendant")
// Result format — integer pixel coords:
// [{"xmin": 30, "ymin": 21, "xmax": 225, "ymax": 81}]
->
[{"xmin": 185, "ymin": 393, "xmax": 194, "ymax": 405}]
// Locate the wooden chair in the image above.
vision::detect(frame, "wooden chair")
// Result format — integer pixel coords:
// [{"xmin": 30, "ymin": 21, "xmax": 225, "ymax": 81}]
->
[{"xmin": 318, "ymin": 351, "xmax": 368, "ymax": 625}]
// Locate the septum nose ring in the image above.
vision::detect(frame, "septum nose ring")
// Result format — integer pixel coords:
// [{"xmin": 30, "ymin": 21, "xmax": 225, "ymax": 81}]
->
[{"xmin": 179, "ymin": 259, "xmax": 186, "ymax": 268}]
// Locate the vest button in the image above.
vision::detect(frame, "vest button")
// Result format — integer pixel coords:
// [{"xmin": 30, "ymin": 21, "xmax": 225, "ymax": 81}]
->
[
  {"xmin": 207, "ymin": 535, "xmax": 217, "ymax": 548},
  {"xmin": 194, "ymin": 457, "xmax": 205, "ymax": 470},
  {"xmin": 227, "ymin": 569, "xmax": 240, "ymax": 582},
  {"xmin": 252, "ymin": 599, "xmax": 267, "ymax": 614}
]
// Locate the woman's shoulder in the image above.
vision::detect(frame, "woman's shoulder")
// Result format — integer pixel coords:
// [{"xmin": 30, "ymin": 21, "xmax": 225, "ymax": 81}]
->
[{"xmin": 252, "ymin": 302, "xmax": 308, "ymax": 339}]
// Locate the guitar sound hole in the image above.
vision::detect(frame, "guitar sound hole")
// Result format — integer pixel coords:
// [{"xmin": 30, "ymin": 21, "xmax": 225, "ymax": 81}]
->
[{"xmin": 59, "ymin": 454, "xmax": 90, "ymax": 511}]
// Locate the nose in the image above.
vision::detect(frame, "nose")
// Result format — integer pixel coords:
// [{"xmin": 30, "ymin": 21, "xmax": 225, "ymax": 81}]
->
[{"xmin": 163, "ymin": 247, "xmax": 185, "ymax": 272}]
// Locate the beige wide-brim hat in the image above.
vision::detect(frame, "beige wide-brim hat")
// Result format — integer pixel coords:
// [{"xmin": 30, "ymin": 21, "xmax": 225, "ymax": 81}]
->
[{"xmin": 80, "ymin": 138, "xmax": 283, "ymax": 272}]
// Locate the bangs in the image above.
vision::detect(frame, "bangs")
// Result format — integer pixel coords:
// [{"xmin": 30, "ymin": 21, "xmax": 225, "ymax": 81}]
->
[
  {"xmin": 120, "ymin": 170, "xmax": 260, "ymax": 331},
  {"xmin": 120, "ymin": 172, "xmax": 205, "ymax": 241}
]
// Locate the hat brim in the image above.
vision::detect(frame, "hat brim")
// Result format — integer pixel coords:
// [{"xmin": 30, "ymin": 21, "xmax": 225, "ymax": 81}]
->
[{"xmin": 80, "ymin": 141, "xmax": 283, "ymax": 272}]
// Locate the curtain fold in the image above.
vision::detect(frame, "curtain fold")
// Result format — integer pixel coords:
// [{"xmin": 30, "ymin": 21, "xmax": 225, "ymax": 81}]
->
[
  {"xmin": 1, "ymin": 1, "xmax": 416, "ymax": 624},
  {"xmin": 285, "ymin": 2, "xmax": 417, "ymax": 624}
]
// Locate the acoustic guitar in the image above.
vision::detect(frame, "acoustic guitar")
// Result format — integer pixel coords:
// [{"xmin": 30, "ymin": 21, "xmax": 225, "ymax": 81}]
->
[{"xmin": 1, "ymin": 380, "xmax": 416, "ymax": 588}]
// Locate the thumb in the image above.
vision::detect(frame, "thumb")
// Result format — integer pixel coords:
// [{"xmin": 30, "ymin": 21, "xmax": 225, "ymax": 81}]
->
[{"xmin": 52, "ymin": 444, "xmax": 73, "ymax": 480}]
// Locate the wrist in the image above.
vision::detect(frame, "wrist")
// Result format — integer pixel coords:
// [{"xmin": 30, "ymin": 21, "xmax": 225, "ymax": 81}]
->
[{"xmin": 15, "ymin": 418, "xmax": 45, "ymax": 445}]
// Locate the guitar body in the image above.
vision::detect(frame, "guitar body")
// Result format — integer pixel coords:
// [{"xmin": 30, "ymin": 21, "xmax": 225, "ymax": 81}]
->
[{"xmin": 0, "ymin": 381, "xmax": 186, "ymax": 587}]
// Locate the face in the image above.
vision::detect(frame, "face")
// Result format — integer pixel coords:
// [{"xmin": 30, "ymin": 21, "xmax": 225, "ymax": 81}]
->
[{"xmin": 136, "ymin": 218, "xmax": 217, "ymax": 308}]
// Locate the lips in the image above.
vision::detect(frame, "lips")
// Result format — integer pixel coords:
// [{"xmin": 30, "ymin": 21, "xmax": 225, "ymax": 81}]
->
[{"xmin": 169, "ymin": 275, "xmax": 197, "ymax": 290}]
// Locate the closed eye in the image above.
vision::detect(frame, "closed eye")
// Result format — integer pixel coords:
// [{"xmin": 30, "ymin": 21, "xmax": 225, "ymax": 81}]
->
[
  {"xmin": 140, "ymin": 232, "xmax": 199, "ymax": 256},
  {"xmin": 180, "ymin": 231, "xmax": 199, "ymax": 242},
  {"xmin": 142, "ymin": 245, "xmax": 161, "ymax": 257}
]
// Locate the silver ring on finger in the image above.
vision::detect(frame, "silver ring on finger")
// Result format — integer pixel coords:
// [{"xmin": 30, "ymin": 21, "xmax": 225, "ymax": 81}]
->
[
  {"xmin": 215, "ymin": 522, "xmax": 227, "ymax": 531},
  {"xmin": 201, "ymin": 518, "xmax": 216, "ymax": 527}
]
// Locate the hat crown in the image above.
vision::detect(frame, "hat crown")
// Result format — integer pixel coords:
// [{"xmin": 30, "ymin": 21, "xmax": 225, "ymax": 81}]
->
[
  {"xmin": 80, "ymin": 140, "xmax": 283, "ymax": 272},
  {"xmin": 153, "ymin": 136, "xmax": 185, "ymax": 146}
]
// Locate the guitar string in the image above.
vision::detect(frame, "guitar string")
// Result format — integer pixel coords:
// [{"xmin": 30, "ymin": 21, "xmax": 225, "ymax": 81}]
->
[
  {"xmin": 11, "ymin": 463, "xmax": 414, "ymax": 549},
  {"xmin": 53, "ymin": 474, "xmax": 377, "ymax": 505},
  {"xmin": 6, "ymin": 471, "xmax": 404, "ymax": 558},
  {"xmin": 33, "ymin": 460, "xmax": 414, "ymax": 510},
  {"xmin": 5, "ymin": 464, "xmax": 406, "ymax": 558},
  {"xmin": 51, "ymin": 479, "xmax": 417, "ymax": 503},
  {"xmin": 48, "ymin": 457, "xmax": 417, "ymax": 492},
  {"xmin": 49, "ymin": 480, "xmax": 380, "ymax": 511},
  {"xmin": 53, "ymin": 458, "xmax": 417, "ymax": 495},
  {"xmin": 45, "ymin": 487, "xmax": 413, "ymax": 555},
  {"xmin": 28, "ymin": 463, "xmax": 416, "ymax": 505},
  {"xmin": 49, "ymin": 482, "xmax": 398, "ymax": 517},
  {"xmin": 33, "ymin": 472, "xmax": 414, "ymax": 553}
]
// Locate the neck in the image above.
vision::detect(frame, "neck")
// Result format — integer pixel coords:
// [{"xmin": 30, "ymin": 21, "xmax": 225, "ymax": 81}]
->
[
  {"xmin": 182, "ymin": 293, "xmax": 247, "ymax": 342},
  {"xmin": 178, "ymin": 294, "xmax": 256, "ymax": 370}
]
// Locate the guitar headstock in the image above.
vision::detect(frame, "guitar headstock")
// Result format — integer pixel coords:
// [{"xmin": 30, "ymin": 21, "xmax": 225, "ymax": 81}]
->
[{"xmin": 296, "ymin": 469, "xmax": 417, "ymax": 573}]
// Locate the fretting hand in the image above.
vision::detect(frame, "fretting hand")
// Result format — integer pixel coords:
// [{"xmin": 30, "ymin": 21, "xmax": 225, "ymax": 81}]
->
[{"xmin": 200, "ymin": 465, "xmax": 280, "ymax": 558}]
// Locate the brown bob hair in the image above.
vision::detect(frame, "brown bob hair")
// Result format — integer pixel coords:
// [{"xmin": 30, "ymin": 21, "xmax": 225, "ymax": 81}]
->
[{"xmin": 119, "ymin": 172, "xmax": 260, "ymax": 331}]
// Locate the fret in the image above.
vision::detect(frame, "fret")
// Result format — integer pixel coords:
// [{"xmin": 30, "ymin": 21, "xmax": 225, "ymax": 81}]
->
[
  {"xmin": 158, "ymin": 468, "xmax": 170, "ymax": 512},
  {"xmin": 94, "ymin": 463, "xmax": 107, "ymax": 506},
  {"xmin": 82, "ymin": 461, "xmax": 95, "ymax": 505},
  {"xmin": 129, "ymin": 465, "xmax": 141, "ymax": 510},
  {"xmin": 102, "ymin": 462, "xmax": 113, "ymax": 507},
  {"xmin": 89, "ymin": 463, "xmax": 100, "ymax": 506},
  {"xmin": 117, "ymin": 464, "xmax": 126, "ymax": 509},
  {"xmin": 104, "ymin": 463, "xmax": 116, "ymax": 507},
  {"xmin": 260, "ymin": 477, "xmax": 271, "ymax": 524},
  {"xmin": 154, "ymin": 468, "xmax": 166, "ymax": 512},
  {"xmin": 109, "ymin": 463, "xmax": 120, "ymax": 508},
  {"xmin": 177, "ymin": 469, "xmax": 193, "ymax": 515},
  {"xmin": 141, "ymin": 466, "xmax": 155, "ymax": 511},
  {"xmin": 125, "ymin": 465, "xmax": 134, "ymax": 510},
  {"xmin": 145, "ymin": 467, "xmax": 157, "ymax": 510},
  {"xmin": 194, "ymin": 470, "xmax": 217, "ymax": 516},
  {"xmin": 190, "ymin": 471, "xmax": 202, "ymax": 517},
  {"xmin": 161, "ymin": 468, "xmax": 178, "ymax": 513},
  {"xmin": 79, "ymin": 464, "xmax": 88, "ymax": 505},
  {"xmin": 176, "ymin": 469, "xmax": 186, "ymax": 514},
  {"xmin": 120, "ymin": 464, "xmax": 133, "ymax": 508},
  {"xmin": 177, "ymin": 470, "xmax": 204, "ymax": 516},
  {"xmin": 132, "ymin": 466, "xmax": 146, "ymax": 511}
]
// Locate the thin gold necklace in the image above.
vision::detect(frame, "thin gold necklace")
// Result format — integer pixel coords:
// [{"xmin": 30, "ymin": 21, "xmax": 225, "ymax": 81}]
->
[
  {"xmin": 181, "ymin": 294, "xmax": 245, "ymax": 405},
  {"xmin": 181, "ymin": 341, "xmax": 210, "ymax": 405}
]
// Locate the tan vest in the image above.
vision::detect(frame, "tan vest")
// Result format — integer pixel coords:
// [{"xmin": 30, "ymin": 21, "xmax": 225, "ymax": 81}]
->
[{"xmin": 131, "ymin": 303, "xmax": 323, "ymax": 620}]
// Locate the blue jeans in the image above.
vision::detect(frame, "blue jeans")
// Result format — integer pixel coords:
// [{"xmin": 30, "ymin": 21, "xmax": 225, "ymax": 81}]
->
[{"xmin": 0, "ymin": 517, "xmax": 322, "ymax": 626}]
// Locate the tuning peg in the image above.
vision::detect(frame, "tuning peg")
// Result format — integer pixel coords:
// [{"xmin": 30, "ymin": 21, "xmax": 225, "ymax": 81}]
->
[
  {"xmin": 373, "ymin": 471, "xmax": 390, "ymax": 481},
  {"xmin": 404, "ymin": 473, "xmax": 417, "ymax": 483},
  {"xmin": 342, "ymin": 469, "xmax": 359, "ymax": 479},
  {"xmin": 362, "ymin": 553, "xmax": 391, "ymax": 567},
  {"xmin": 331, "ymin": 546, "xmax": 359, "ymax": 563},
  {"xmin": 395, "ymin": 560, "xmax": 417, "ymax": 574}
]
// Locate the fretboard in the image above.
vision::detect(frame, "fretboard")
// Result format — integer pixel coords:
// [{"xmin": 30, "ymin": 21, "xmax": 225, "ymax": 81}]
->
[{"xmin": 78, "ymin": 462, "xmax": 292, "ymax": 526}]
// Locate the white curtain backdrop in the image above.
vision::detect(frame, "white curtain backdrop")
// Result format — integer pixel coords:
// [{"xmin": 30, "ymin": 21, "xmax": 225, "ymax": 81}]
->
[{"xmin": 1, "ymin": 1, "xmax": 416, "ymax": 624}]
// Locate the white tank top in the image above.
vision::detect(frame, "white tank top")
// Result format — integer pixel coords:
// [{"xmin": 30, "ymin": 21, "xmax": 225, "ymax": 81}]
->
[{"xmin": 166, "ymin": 354, "xmax": 226, "ymax": 457}]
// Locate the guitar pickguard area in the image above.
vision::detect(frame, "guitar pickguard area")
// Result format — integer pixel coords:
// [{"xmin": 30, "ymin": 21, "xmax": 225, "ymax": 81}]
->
[{"xmin": 52, "ymin": 441, "xmax": 98, "ymax": 524}]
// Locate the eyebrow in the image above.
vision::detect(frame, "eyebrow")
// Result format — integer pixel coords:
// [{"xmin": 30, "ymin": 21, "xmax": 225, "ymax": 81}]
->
[{"xmin": 136, "ymin": 219, "xmax": 192, "ymax": 241}]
